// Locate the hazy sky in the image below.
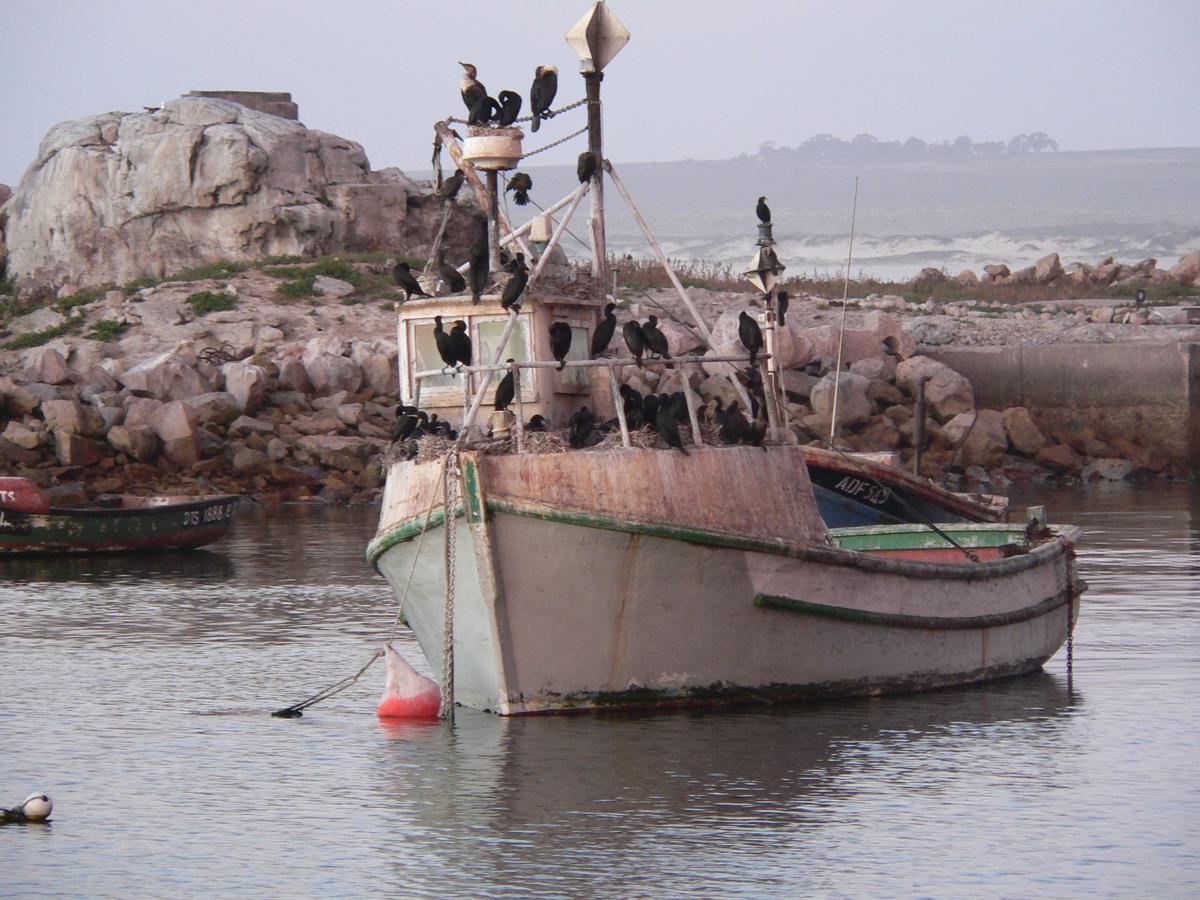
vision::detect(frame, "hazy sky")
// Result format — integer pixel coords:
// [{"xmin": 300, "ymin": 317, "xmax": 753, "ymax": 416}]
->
[{"xmin": 2, "ymin": 0, "xmax": 1198, "ymax": 186}]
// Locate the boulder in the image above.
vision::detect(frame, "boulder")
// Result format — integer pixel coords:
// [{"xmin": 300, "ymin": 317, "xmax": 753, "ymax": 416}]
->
[
  {"xmin": 1169, "ymin": 251, "xmax": 1200, "ymax": 282},
  {"xmin": 0, "ymin": 377, "xmax": 43, "ymax": 415},
  {"xmin": 123, "ymin": 397, "xmax": 166, "ymax": 430},
  {"xmin": 955, "ymin": 269, "xmax": 979, "ymax": 286},
  {"xmin": 229, "ymin": 415, "xmax": 276, "ymax": 436},
  {"xmin": 41, "ymin": 398, "xmax": 105, "ymax": 437},
  {"xmin": 119, "ymin": 348, "xmax": 210, "ymax": 400},
  {"xmin": 911, "ymin": 267, "xmax": 947, "ymax": 289},
  {"xmin": 849, "ymin": 356, "xmax": 897, "ymax": 383},
  {"xmin": 1090, "ymin": 307, "xmax": 1115, "ymax": 324},
  {"xmin": 301, "ymin": 342, "xmax": 362, "ymax": 396},
  {"xmin": 266, "ymin": 437, "xmax": 289, "ymax": 460},
  {"xmin": 941, "ymin": 409, "xmax": 1007, "ymax": 467},
  {"xmin": 222, "ymin": 361, "xmax": 270, "ymax": 412},
  {"xmin": 2, "ymin": 97, "xmax": 480, "ymax": 293},
  {"xmin": 862, "ymin": 310, "xmax": 915, "ymax": 359},
  {"xmin": 313, "ymin": 276, "xmax": 355, "ymax": 298},
  {"xmin": 1010, "ymin": 265, "xmax": 1037, "ymax": 284},
  {"xmin": 1001, "ymin": 407, "xmax": 1047, "ymax": 456},
  {"xmin": 2, "ymin": 421, "xmax": 43, "ymax": 450},
  {"xmin": 1034, "ymin": 253, "xmax": 1064, "ymax": 283},
  {"xmin": 351, "ymin": 341, "xmax": 399, "ymax": 395},
  {"xmin": 655, "ymin": 319, "xmax": 705, "ymax": 357},
  {"xmin": 276, "ymin": 357, "xmax": 313, "ymax": 394},
  {"xmin": 232, "ymin": 447, "xmax": 268, "ymax": 471},
  {"xmin": 183, "ymin": 391, "xmax": 241, "ymax": 427},
  {"xmin": 161, "ymin": 436, "xmax": 200, "ymax": 468},
  {"xmin": 1036, "ymin": 443, "xmax": 1081, "ymax": 474},
  {"xmin": 22, "ymin": 346, "xmax": 70, "ymax": 384},
  {"xmin": 982, "ymin": 264, "xmax": 1010, "ymax": 281},
  {"xmin": 1081, "ymin": 458, "xmax": 1134, "ymax": 482},
  {"xmin": 148, "ymin": 400, "xmax": 198, "ymax": 443},
  {"xmin": 54, "ymin": 431, "xmax": 109, "ymax": 467},
  {"xmin": 9, "ymin": 307, "xmax": 68, "ymax": 336},
  {"xmin": 895, "ymin": 356, "xmax": 974, "ymax": 421},
  {"xmin": 336, "ymin": 403, "xmax": 363, "ymax": 426},
  {"xmin": 293, "ymin": 410, "xmax": 345, "ymax": 435},
  {"xmin": 106, "ymin": 424, "xmax": 159, "ymax": 461},
  {"xmin": 296, "ymin": 435, "xmax": 375, "ymax": 471},
  {"xmin": 809, "ymin": 372, "xmax": 872, "ymax": 427}
]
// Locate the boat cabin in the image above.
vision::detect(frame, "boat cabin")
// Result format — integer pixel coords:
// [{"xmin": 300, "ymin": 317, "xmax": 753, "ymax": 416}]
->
[{"xmin": 397, "ymin": 289, "xmax": 616, "ymax": 432}]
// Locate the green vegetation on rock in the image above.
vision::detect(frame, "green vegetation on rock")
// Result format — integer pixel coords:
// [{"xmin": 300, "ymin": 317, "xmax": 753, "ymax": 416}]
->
[
  {"xmin": 3, "ymin": 321, "xmax": 78, "ymax": 350},
  {"xmin": 88, "ymin": 319, "xmax": 128, "ymax": 342},
  {"xmin": 186, "ymin": 290, "xmax": 236, "ymax": 315}
]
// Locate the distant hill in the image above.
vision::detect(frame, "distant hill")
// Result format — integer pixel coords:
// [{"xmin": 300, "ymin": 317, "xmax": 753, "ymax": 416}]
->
[{"xmin": 500, "ymin": 148, "xmax": 1200, "ymax": 279}]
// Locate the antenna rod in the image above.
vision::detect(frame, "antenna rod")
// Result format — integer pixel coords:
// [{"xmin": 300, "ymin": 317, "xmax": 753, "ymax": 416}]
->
[{"xmin": 828, "ymin": 176, "xmax": 860, "ymax": 447}]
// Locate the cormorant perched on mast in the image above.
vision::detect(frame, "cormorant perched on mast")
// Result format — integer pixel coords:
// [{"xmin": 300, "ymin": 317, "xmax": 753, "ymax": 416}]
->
[
  {"xmin": 436, "ymin": 168, "xmax": 464, "ymax": 202},
  {"xmin": 577, "ymin": 150, "xmax": 597, "ymax": 183},
  {"xmin": 500, "ymin": 257, "xmax": 529, "ymax": 311},
  {"xmin": 459, "ymin": 62, "xmax": 486, "ymax": 113},
  {"xmin": 622, "ymin": 320, "xmax": 647, "ymax": 368},
  {"xmin": 437, "ymin": 253, "xmax": 466, "ymax": 294},
  {"xmin": 529, "ymin": 65, "xmax": 558, "ymax": 132},
  {"xmin": 393, "ymin": 261, "xmax": 429, "ymax": 300},
  {"xmin": 433, "ymin": 316, "xmax": 457, "ymax": 368},
  {"xmin": 549, "ymin": 321, "xmax": 572, "ymax": 370},
  {"xmin": 468, "ymin": 94, "xmax": 500, "ymax": 126},
  {"xmin": 756, "ymin": 196, "xmax": 771, "ymax": 224},
  {"xmin": 738, "ymin": 311, "xmax": 763, "ymax": 367},
  {"xmin": 468, "ymin": 219, "xmax": 489, "ymax": 303},
  {"xmin": 496, "ymin": 90, "xmax": 522, "ymax": 127},
  {"xmin": 591, "ymin": 302, "xmax": 617, "ymax": 357},
  {"xmin": 506, "ymin": 172, "xmax": 533, "ymax": 206},
  {"xmin": 642, "ymin": 315, "xmax": 671, "ymax": 360},
  {"xmin": 494, "ymin": 360, "xmax": 516, "ymax": 411}
]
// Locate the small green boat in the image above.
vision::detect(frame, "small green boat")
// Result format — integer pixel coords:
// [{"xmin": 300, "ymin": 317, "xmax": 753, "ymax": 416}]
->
[{"xmin": 0, "ymin": 477, "xmax": 238, "ymax": 555}]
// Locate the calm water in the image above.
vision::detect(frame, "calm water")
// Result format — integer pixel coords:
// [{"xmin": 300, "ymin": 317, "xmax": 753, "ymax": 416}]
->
[{"xmin": 2, "ymin": 484, "xmax": 1197, "ymax": 897}]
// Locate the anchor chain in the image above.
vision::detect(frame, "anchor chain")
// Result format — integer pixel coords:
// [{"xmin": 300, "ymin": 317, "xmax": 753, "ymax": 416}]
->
[{"xmin": 445, "ymin": 96, "xmax": 587, "ymax": 127}]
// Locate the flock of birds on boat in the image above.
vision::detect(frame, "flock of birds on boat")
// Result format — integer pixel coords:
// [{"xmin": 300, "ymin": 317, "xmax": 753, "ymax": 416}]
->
[{"xmin": 386, "ymin": 61, "xmax": 794, "ymax": 460}]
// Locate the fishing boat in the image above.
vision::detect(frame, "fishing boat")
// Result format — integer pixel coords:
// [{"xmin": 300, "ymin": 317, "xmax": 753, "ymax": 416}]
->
[
  {"xmin": 367, "ymin": 1, "xmax": 1084, "ymax": 716},
  {"xmin": 0, "ymin": 477, "xmax": 238, "ymax": 555}
]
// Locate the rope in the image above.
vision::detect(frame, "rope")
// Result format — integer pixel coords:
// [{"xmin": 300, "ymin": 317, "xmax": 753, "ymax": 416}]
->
[
  {"xmin": 440, "ymin": 449, "xmax": 460, "ymax": 720},
  {"xmin": 273, "ymin": 455, "xmax": 451, "ymax": 719},
  {"xmin": 445, "ymin": 96, "xmax": 586, "ymax": 127}
]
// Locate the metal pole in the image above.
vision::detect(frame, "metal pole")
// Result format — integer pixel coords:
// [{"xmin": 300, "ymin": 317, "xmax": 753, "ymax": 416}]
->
[
  {"xmin": 914, "ymin": 375, "xmax": 929, "ymax": 476},
  {"xmin": 486, "ymin": 170, "xmax": 502, "ymax": 274},
  {"xmin": 680, "ymin": 363, "xmax": 703, "ymax": 447},
  {"xmin": 513, "ymin": 362, "xmax": 525, "ymax": 453},
  {"xmin": 829, "ymin": 177, "xmax": 860, "ymax": 447},
  {"xmin": 458, "ymin": 310, "xmax": 521, "ymax": 444},
  {"xmin": 608, "ymin": 366, "xmax": 631, "ymax": 448},
  {"xmin": 584, "ymin": 71, "xmax": 607, "ymax": 307}
]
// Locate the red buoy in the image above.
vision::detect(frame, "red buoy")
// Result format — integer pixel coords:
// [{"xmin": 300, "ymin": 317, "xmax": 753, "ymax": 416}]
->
[{"xmin": 376, "ymin": 644, "xmax": 440, "ymax": 719}]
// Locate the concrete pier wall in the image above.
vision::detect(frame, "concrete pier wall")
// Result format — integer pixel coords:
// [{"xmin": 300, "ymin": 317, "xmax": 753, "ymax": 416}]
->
[{"xmin": 926, "ymin": 342, "xmax": 1199, "ymax": 472}]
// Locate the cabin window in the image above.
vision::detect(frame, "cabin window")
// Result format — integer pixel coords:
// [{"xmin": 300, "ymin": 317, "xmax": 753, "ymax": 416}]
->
[
  {"xmin": 475, "ymin": 314, "xmax": 535, "ymax": 402},
  {"xmin": 409, "ymin": 321, "xmax": 460, "ymax": 391},
  {"xmin": 555, "ymin": 325, "xmax": 591, "ymax": 393}
]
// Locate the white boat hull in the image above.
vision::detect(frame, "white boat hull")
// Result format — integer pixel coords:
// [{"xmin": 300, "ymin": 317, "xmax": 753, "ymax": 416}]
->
[{"xmin": 369, "ymin": 448, "xmax": 1081, "ymax": 715}]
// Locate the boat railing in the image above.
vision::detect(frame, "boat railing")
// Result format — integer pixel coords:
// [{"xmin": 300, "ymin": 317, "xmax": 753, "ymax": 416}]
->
[{"xmin": 409, "ymin": 352, "xmax": 780, "ymax": 451}]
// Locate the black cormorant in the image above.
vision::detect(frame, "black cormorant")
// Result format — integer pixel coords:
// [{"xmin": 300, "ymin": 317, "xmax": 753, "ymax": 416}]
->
[
  {"xmin": 500, "ymin": 258, "xmax": 528, "ymax": 311},
  {"xmin": 468, "ymin": 220, "xmax": 489, "ymax": 303},
  {"xmin": 438, "ymin": 254, "xmax": 466, "ymax": 294},
  {"xmin": 468, "ymin": 94, "xmax": 500, "ymax": 126},
  {"xmin": 776, "ymin": 290, "xmax": 789, "ymax": 327},
  {"xmin": 549, "ymin": 321, "xmax": 572, "ymax": 370},
  {"xmin": 591, "ymin": 302, "xmax": 617, "ymax": 357},
  {"xmin": 716, "ymin": 399, "xmax": 751, "ymax": 445},
  {"xmin": 392, "ymin": 405, "xmax": 424, "ymax": 442},
  {"xmin": 506, "ymin": 172, "xmax": 533, "ymax": 206},
  {"xmin": 738, "ymin": 310, "xmax": 763, "ymax": 367},
  {"xmin": 568, "ymin": 406, "xmax": 595, "ymax": 448},
  {"xmin": 525, "ymin": 414, "xmax": 548, "ymax": 432},
  {"xmin": 641, "ymin": 393, "xmax": 661, "ymax": 432},
  {"xmin": 622, "ymin": 320, "xmax": 647, "ymax": 367},
  {"xmin": 496, "ymin": 90, "xmax": 522, "ymax": 127},
  {"xmin": 530, "ymin": 65, "xmax": 558, "ymax": 132},
  {"xmin": 436, "ymin": 168, "xmax": 464, "ymax": 201},
  {"xmin": 459, "ymin": 62, "xmax": 486, "ymax": 112},
  {"xmin": 494, "ymin": 361, "xmax": 516, "ymax": 411},
  {"xmin": 449, "ymin": 320, "xmax": 472, "ymax": 367},
  {"xmin": 619, "ymin": 383, "xmax": 643, "ymax": 428},
  {"xmin": 656, "ymin": 394, "xmax": 688, "ymax": 455},
  {"xmin": 642, "ymin": 315, "xmax": 671, "ymax": 359},
  {"xmin": 756, "ymin": 196, "xmax": 771, "ymax": 224},
  {"xmin": 393, "ymin": 261, "xmax": 429, "ymax": 300},
  {"xmin": 433, "ymin": 316, "xmax": 457, "ymax": 368},
  {"xmin": 577, "ymin": 150, "xmax": 597, "ymax": 183}
]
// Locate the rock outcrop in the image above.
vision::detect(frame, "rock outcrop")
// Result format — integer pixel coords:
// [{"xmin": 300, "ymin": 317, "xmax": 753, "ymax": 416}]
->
[{"xmin": 1, "ymin": 97, "xmax": 480, "ymax": 294}]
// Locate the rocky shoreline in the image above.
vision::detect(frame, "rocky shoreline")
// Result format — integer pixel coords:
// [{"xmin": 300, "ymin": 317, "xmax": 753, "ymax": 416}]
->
[{"xmin": 0, "ymin": 250, "xmax": 1193, "ymax": 510}]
